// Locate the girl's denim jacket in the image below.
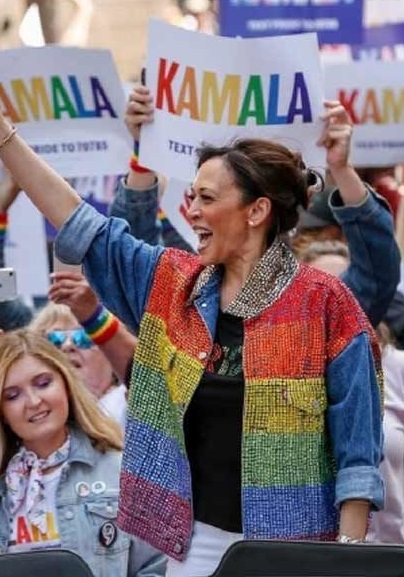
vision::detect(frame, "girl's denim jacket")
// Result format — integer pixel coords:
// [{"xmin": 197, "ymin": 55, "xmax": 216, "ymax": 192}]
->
[{"xmin": 0, "ymin": 427, "xmax": 166, "ymax": 577}]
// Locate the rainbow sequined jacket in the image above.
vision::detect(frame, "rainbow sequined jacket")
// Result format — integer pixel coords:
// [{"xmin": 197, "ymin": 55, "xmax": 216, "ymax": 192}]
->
[{"xmin": 55, "ymin": 202, "xmax": 384, "ymax": 561}]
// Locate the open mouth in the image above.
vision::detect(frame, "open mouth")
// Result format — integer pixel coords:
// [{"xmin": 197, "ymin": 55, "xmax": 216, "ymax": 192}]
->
[
  {"xmin": 29, "ymin": 410, "xmax": 50, "ymax": 423},
  {"xmin": 195, "ymin": 230, "xmax": 212, "ymax": 251}
]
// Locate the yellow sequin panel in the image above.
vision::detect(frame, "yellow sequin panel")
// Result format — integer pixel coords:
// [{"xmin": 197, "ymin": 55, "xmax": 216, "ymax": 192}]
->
[
  {"xmin": 135, "ymin": 312, "xmax": 204, "ymax": 407},
  {"xmin": 135, "ymin": 313, "xmax": 167, "ymax": 372},
  {"xmin": 244, "ymin": 378, "xmax": 327, "ymax": 434}
]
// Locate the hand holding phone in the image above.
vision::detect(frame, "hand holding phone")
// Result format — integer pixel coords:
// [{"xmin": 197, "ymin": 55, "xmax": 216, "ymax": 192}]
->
[
  {"xmin": 52, "ymin": 249, "xmax": 82, "ymax": 275},
  {"xmin": 0, "ymin": 268, "xmax": 17, "ymax": 302}
]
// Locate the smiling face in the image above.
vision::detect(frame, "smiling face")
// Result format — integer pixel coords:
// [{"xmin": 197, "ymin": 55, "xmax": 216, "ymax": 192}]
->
[
  {"xmin": 188, "ymin": 156, "xmax": 268, "ymax": 267},
  {"xmin": 1, "ymin": 354, "xmax": 69, "ymax": 458}
]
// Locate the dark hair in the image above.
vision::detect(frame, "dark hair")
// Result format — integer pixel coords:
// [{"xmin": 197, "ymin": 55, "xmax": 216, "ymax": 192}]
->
[{"xmin": 196, "ymin": 139, "xmax": 322, "ymax": 236}]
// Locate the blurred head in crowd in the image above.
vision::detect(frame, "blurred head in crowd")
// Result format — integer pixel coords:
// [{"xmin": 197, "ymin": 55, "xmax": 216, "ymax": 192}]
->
[
  {"xmin": 299, "ymin": 239, "xmax": 350, "ymax": 277},
  {"xmin": 0, "ymin": 299, "xmax": 32, "ymax": 332},
  {"xmin": 291, "ymin": 187, "xmax": 345, "ymax": 257},
  {"xmin": 165, "ymin": 0, "xmax": 217, "ymax": 33},
  {"xmin": 29, "ymin": 302, "xmax": 116, "ymax": 400}
]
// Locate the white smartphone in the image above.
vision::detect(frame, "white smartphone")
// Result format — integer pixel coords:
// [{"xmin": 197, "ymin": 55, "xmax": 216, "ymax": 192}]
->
[
  {"xmin": 52, "ymin": 249, "xmax": 82, "ymax": 275},
  {"xmin": 0, "ymin": 268, "xmax": 17, "ymax": 302}
]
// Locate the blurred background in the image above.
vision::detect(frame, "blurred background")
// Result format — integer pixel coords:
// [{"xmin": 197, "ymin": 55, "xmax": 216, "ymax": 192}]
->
[
  {"xmin": 0, "ymin": 0, "xmax": 401, "ymax": 85},
  {"xmin": 0, "ymin": 0, "xmax": 218, "ymax": 82}
]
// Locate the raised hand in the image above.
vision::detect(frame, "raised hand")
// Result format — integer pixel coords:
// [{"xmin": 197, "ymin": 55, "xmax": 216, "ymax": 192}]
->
[
  {"xmin": 318, "ymin": 100, "xmax": 353, "ymax": 172},
  {"xmin": 125, "ymin": 85, "xmax": 155, "ymax": 141},
  {"xmin": 49, "ymin": 271, "xmax": 99, "ymax": 323}
]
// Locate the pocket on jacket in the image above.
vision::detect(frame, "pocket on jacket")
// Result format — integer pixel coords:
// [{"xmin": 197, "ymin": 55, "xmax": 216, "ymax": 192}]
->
[
  {"xmin": 281, "ymin": 381, "xmax": 327, "ymax": 433},
  {"xmin": 85, "ymin": 501, "xmax": 130, "ymax": 555}
]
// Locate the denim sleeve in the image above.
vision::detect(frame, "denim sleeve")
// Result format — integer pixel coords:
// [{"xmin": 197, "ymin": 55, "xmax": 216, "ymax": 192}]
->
[
  {"xmin": 54, "ymin": 202, "xmax": 164, "ymax": 333},
  {"xmin": 109, "ymin": 175, "xmax": 194, "ymax": 252},
  {"xmin": 330, "ymin": 186, "xmax": 400, "ymax": 327},
  {"xmin": 326, "ymin": 332, "xmax": 384, "ymax": 510},
  {"xmin": 128, "ymin": 538, "xmax": 167, "ymax": 577},
  {"xmin": 108, "ymin": 177, "xmax": 161, "ymax": 246}
]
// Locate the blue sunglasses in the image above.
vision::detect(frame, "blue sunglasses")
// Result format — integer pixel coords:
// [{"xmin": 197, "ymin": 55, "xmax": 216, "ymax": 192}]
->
[{"xmin": 47, "ymin": 329, "xmax": 93, "ymax": 350}]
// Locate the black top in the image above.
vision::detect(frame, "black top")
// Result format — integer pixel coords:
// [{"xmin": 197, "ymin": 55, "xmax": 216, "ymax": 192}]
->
[{"xmin": 183, "ymin": 310, "xmax": 244, "ymax": 532}]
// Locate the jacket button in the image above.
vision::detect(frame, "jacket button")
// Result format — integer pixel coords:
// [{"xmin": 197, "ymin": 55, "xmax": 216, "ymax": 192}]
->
[
  {"xmin": 65, "ymin": 510, "xmax": 74, "ymax": 520},
  {"xmin": 198, "ymin": 351, "xmax": 207, "ymax": 360},
  {"xmin": 173, "ymin": 542, "xmax": 183, "ymax": 554}
]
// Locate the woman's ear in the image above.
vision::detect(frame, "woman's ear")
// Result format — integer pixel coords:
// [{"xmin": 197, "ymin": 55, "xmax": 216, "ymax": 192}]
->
[{"xmin": 248, "ymin": 197, "xmax": 272, "ymax": 227}]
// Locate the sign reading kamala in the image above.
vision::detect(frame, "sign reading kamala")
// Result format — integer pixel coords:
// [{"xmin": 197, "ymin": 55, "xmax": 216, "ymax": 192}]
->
[
  {"xmin": 324, "ymin": 60, "xmax": 404, "ymax": 167},
  {"xmin": 219, "ymin": 0, "xmax": 364, "ymax": 46},
  {"xmin": 140, "ymin": 19, "xmax": 326, "ymax": 182},
  {"xmin": 0, "ymin": 46, "xmax": 132, "ymax": 177}
]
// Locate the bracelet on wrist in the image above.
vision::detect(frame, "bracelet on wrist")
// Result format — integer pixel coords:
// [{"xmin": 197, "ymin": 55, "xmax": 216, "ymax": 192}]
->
[
  {"xmin": 0, "ymin": 126, "xmax": 17, "ymax": 151},
  {"xmin": 129, "ymin": 155, "xmax": 152, "ymax": 173},
  {"xmin": 129, "ymin": 140, "xmax": 151, "ymax": 174},
  {"xmin": 337, "ymin": 534, "xmax": 365, "ymax": 544},
  {"xmin": 81, "ymin": 304, "xmax": 120, "ymax": 345}
]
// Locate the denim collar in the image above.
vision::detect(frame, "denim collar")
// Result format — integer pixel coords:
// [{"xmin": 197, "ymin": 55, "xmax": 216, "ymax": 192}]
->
[
  {"xmin": 189, "ymin": 238, "xmax": 298, "ymax": 319},
  {"xmin": 68, "ymin": 425, "xmax": 97, "ymax": 467}
]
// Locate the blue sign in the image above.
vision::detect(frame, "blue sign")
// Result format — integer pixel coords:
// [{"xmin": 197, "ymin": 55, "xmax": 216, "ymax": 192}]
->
[
  {"xmin": 350, "ymin": 22, "xmax": 404, "ymax": 60},
  {"xmin": 219, "ymin": 0, "xmax": 364, "ymax": 45}
]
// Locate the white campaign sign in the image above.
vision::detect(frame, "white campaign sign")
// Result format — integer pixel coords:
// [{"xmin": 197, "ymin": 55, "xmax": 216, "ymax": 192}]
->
[
  {"xmin": 160, "ymin": 178, "xmax": 197, "ymax": 251},
  {"xmin": 6, "ymin": 194, "xmax": 49, "ymax": 301},
  {"xmin": 324, "ymin": 60, "xmax": 404, "ymax": 167},
  {"xmin": 141, "ymin": 19, "xmax": 326, "ymax": 181},
  {"xmin": 0, "ymin": 46, "xmax": 132, "ymax": 177}
]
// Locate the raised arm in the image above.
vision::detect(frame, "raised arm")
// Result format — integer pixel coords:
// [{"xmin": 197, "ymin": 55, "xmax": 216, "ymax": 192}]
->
[
  {"xmin": 0, "ymin": 118, "xmax": 81, "ymax": 229},
  {"xmin": 109, "ymin": 85, "xmax": 193, "ymax": 251},
  {"xmin": 108, "ymin": 84, "xmax": 161, "ymax": 243},
  {"xmin": 124, "ymin": 84, "xmax": 156, "ymax": 191},
  {"xmin": 318, "ymin": 101, "xmax": 400, "ymax": 326},
  {"xmin": 318, "ymin": 100, "xmax": 367, "ymax": 205}
]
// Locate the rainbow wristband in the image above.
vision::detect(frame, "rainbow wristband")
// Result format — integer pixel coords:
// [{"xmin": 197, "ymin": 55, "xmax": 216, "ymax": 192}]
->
[
  {"xmin": 0, "ymin": 213, "xmax": 8, "ymax": 239},
  {"xmin": 81, "ymin": 304, "xmax": 120, "ymax": 345},
  {"xmin": 157, "ymin": 207, "xmax": 175, "ymax": 236},
  {"xmin": 129, "ymin": 140, "xmax": 151, "ymax": 173}
]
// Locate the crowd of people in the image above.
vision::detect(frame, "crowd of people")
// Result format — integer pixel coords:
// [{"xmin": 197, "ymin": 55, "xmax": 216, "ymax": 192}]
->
[{"xmin": 0, "ymin": 8, "xmax": 403, "ymax": 577}]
